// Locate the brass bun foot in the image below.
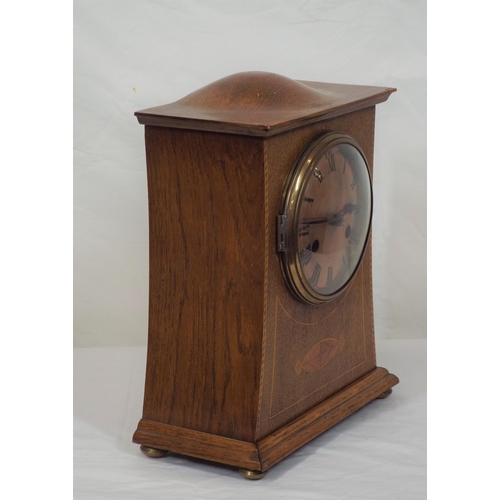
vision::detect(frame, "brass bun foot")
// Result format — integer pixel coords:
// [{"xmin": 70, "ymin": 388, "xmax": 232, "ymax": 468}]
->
[
  {"xmin": 377, "ymin": 388, "xmax": 393, "ymax": 399},
  {"xmin": 140, "ymin": 445, "xmax": 168, "ymax": 458},
  {"xmin": 239, "ymin": 468, "xmax": 268, "ymax": 480}
]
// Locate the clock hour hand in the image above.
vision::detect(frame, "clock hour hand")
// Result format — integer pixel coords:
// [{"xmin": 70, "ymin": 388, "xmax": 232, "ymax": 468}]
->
[
  {"xmin": 340, "ymin": 202, "xmax": 361, "ymax": 214},
  {"xmin": 327, "ymin": 202, "xmax": 361, "ymax": 226}
]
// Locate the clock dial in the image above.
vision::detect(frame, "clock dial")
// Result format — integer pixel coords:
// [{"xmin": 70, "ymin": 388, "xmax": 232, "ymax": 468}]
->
[{"xmin": 279, "ymin": 133, "xmax": 372, "ymax": 304}]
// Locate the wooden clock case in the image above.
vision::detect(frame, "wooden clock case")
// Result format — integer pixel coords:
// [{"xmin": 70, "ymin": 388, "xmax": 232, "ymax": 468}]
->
[{"xmin": 132, "ymin": 72, "xmax": 398, "ymax": 475}]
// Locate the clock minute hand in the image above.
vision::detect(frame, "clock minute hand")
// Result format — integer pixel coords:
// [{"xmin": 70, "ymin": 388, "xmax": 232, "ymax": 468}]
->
[
  {"xmin": 300, "ymin": 203, "xmax": 358, "ymax": 226},
  {"xmin": 301, "ymin": 212, "xmax": 344, "ymax": 227},
  {"xmin": 300, "ymin": 217, "xmax": 329, "ymax": 225}
]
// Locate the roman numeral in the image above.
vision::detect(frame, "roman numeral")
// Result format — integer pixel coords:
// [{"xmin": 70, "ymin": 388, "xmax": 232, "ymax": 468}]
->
[
  {"xmin": 349, "ymin": 227, "xmax": 359, "ymax": 246},
  {"xmin": 298, "ymin": 224, "xmax": 310, "ymax": 237},
  {"xmin": 342, "ymin": 253, "xmax": 351, "ymax": 270},
  {"xmin": 326, "ymin": 266, "xmax": 334, "ymax": 288},
  {"xmin": 300, "ymin": 245, "xmax": 313, "ymax": 266},
  {"xmin": 351, "ymin": 175, "xmax": 357, "ymax": 190},
  {"xmin": 313, "ymin": 168, "xmax": 323, "ymax": 184},
  {"xmin": 304, "ymin": 197, "xmax": 314, "ymax": 206},
  {"xmin": 310, "ymin": 263, "xmax": 321, "ymax": 287},
  {"xmin": 326, "ymin": 150, "xmax": 336, "ymax": 172}
]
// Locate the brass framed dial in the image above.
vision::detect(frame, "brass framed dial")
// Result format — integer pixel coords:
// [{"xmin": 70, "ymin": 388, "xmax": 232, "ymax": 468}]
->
[{"xmin": 278, "ymin": 132, "xmax": 373, "ymax": 305}]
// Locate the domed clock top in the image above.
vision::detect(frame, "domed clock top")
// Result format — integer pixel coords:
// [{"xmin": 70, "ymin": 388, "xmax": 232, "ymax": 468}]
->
[{"xmin": 135, "ymin": 71, "xmax": 396, "ymax": 136}]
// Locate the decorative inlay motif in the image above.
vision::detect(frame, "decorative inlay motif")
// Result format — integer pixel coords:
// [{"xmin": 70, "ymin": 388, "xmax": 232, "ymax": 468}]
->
[{"xmin": 295, "ymin": 336, "xmax": 346, "ymax": 375}]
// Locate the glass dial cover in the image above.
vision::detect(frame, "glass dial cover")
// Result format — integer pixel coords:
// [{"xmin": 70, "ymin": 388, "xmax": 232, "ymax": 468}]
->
[{"xmin": 279, "ymin": 132, "xmax": 373, "ymax": 305}]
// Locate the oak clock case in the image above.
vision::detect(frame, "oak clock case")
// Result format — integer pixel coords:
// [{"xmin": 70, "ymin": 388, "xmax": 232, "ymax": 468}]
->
[{"xmin": 132, "ymin": 72, "xmax": 399, "ymax": 479}]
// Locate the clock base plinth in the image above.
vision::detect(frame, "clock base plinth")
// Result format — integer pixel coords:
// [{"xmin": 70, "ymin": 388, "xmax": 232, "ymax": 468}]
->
[{"xmin": 133, "ymin": 367, "xmax": 398, "ymax": 474}]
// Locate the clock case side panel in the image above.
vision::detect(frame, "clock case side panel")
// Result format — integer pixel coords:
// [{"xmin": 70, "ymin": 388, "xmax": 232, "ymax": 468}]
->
[
  {"xmin": 256, "ymin": 107, "xmax": 381, "ymax": 440},
  {"xmin": 135, "ymin": 126, "xmax": 266, "ymax": 444}
]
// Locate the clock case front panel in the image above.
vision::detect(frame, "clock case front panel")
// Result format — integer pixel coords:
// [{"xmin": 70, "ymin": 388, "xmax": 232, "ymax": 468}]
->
[
  {"xmin": 259, "ymin": 108, "xmax": 377, "ymax": 440},
  {"xmin": 133, "ymin": 73, "xmax": 398, "ymax": 473}
]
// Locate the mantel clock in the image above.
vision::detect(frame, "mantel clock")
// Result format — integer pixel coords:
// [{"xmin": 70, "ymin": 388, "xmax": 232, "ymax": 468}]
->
[{"xmin": 132, "ymin": 72, "xmax": 398, "ymax": 479}]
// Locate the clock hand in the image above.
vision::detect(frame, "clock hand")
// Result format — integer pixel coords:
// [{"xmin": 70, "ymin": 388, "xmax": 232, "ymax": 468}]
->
[
  {"xmin": 301, "ymin": 212, "xmax": 345, "ymax": 226},
  {"xmin": 300, "ymin": 202, "xmax": 360, "ymax": 226},
  {"xmin": 300, "ymin": 214, "xmax": 343, "ymax": 227},
  {"xmin": 341, "ymin": 202, "xmax": 360, "ymax": 214},
  {"xmin": 300, "ymin": 218, "xmax": 329, "ymax": 225},
  {"xmin": 328, "ymin": 202, "xmax": 361, "ymax": 225}
]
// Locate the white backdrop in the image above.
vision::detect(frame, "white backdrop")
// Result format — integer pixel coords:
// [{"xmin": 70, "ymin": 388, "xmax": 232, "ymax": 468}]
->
[{"xmin": 74, "ymin": 0, "xmax": 426, "ymax": 347}]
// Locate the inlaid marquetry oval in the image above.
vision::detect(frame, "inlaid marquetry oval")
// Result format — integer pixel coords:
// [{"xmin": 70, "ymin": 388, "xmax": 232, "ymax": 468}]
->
[{"xmin": 295, "ymin": 336, "xmax": 345, "ymax": 375}]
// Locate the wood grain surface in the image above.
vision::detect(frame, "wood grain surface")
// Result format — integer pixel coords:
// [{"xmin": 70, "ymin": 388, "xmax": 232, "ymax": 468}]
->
[{"xmin": 142, "ymin": 126, "xmax": 265, "ymax": 442}]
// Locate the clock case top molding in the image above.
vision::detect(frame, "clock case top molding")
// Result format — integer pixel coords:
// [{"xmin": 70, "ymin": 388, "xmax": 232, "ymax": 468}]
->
[{"xmin": 133, "ymin": 72, "xmax": 398, "ymax": 473}]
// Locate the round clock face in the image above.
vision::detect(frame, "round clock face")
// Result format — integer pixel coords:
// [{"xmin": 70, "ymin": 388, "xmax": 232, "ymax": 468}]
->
[{"xmin": 279, "ymin": 132, "xmax": 372, "ymax": 305}]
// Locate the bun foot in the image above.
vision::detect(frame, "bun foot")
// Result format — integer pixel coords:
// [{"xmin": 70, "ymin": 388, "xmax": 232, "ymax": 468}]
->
[
  {"xmin": 377, "ymin": 388, "xmax": 393, "ymax": 399},
  {"xmin": 239, "ymin": 468, "xmax": 268, "ymax": 480},
  {"xmin": 140, "ymin": 445, "xmax": 168, "ymax": 458}
]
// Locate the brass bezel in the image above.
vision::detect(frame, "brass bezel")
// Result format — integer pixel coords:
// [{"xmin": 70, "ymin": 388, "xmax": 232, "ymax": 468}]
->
[{"xmin": 279, "ymin": 132, "xmax": 373, "ymax": 305}]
